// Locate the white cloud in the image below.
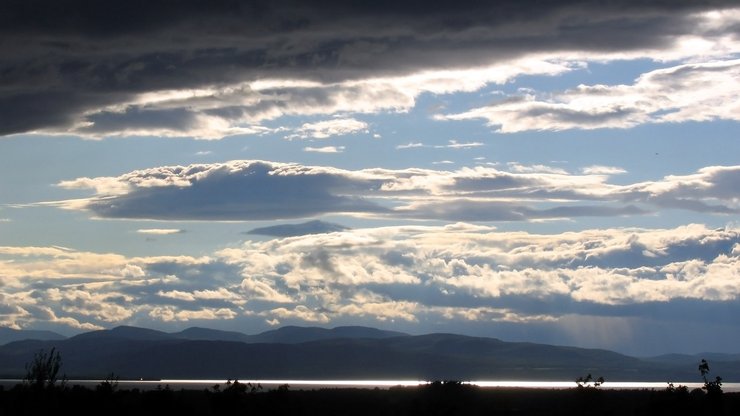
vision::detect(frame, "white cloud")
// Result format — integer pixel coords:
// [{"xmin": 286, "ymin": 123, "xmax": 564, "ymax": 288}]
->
[
  {"xmin": 396, "ymin": 142, "xmax": 425, "ymax": 149},
  {"xmin": 335, "ymin": 297, "xmax": 419, "ymax": 322},
  {"xmin": 439, "ymin": 59, "xmax": 740, "ymax": 132},
  {"xmin": 241, "ymin": 277, "xmax": 294, "ymax": 303},
  {"xmin": 149, "ymin": 306, "xmax": 238, "ymax": 322},
  {"xmin": 303, "ymin": 146, "xmax": 346, "ymax": 153},
  {"xmin": 265, "ymin": 306, "xmax": 330, "ymax": 324},
  {"xmin": 285, "ymin": 118, "xmax": 369, "ymax": 140},
  {"xmin": 157, "ymin": 290, "xmax": 196, "ymax": 301},
  {"xmin": 436, "ymin": 140, "xmax": 484, "ymax": 149},
  {"xmin": 582, "ymin": 165, "xmax": 627, "ymax": 175},
  {"xmin": 46, "ymin": 288, "xmax": 134, "ymax": 322},
  {"xmin": 506, "ymin": 163, "xmax": 568, "ymax": 174},
  {"xmin": 137, "ymin": 228, "xmax": 184, "ymax": 235},
  {"xmin": 397, "ymin": 140, "xmax": 485, "ymax": 150}
]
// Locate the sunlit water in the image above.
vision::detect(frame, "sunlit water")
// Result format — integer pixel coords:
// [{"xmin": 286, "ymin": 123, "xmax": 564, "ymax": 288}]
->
[{"xmin": 2, "ymin": 379, "xmax": 739, "ymax": 392}]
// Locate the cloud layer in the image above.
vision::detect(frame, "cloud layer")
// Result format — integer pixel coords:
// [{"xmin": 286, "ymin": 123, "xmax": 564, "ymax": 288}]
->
[
  {"xmin": 2, "ymin": 1, "xmax": 740, "ymax": 358},
  {"xmin": 1, "ymin": 223, "xmax": 738, "ymax": 354},
  {"xmin": 2, "ymin": 1, "xmax": 738, "ymax": 138},
  {"xmin": 56, "ymin": 160, "xmax": 740, "ymax": 221}
]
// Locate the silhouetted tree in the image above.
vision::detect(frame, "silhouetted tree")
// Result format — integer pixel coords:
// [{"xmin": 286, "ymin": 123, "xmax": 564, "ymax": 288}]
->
[
  {"xmin": 96, "ymin": 372, "xmax": 119, "ymax": 394},
  {"xmin": 665, "ymin": 382, "xmax": 688, "ymax": 395},
  {"xmin": 699, "ymin": 359, "xmax": 723, "ymax": 397},
  {"xmin": 24, "ymin": 347, "xmax": 65, "ymax": 390},
  {"xmin": 575, "ymin": 373, "xmax": 604, "ymax": 388},
  {"xmin": 223, "ymin": 379, "xmax": 261, "ymax": 395}
]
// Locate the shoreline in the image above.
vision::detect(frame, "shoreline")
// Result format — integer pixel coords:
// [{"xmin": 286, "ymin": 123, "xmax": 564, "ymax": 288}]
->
[{"xmin": 2, "ymin": 378, "xmax": 740, "ymax": 392}]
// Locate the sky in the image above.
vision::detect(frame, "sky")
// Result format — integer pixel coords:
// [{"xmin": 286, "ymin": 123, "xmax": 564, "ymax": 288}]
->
[{"xmin": 0, "ymin": 0, "xmax": 739, "ymax": 356}]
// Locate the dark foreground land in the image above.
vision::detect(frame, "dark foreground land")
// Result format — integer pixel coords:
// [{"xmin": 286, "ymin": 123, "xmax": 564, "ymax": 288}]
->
[{"xmin": 1, "ymin": 381, "xmax": 738, "ymax": 416}]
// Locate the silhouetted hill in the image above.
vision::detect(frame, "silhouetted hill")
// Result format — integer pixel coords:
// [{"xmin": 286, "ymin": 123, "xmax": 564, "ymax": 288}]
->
[
  {"xmin": 1, "ymin": 328, "xmax": 738, "ymax": 381},
  {"xmin": 381, "ymin": 334, "xmax": 643, "ymax": 370},
  {"xmin": 172, "ymin": 327, "xmax": 251, "ymax": 342},
  {"xmin": 0, "ymin": 327, "xmax": 66, "ymax": 345},
  {"xmin": 643, "ymin": 352, "xmax": 740, "ymax": 381},
  {"xmin": 70, "ymin": 325, "xmax": 174, "ymax": 341},
  {"xmin": 247, "ymin": 325, "xmax": 408, "ymax": 343}
]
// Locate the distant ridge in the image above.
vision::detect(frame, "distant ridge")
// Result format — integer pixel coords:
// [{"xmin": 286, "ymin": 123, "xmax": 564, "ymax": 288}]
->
[
  {"xmin": 1, "ymin": 325, "xmax": 738, "ymax": 381},
  {"xmin": 247, "ymin": 325, "xmax": 409, "ymax": 343},
  {"xmin": 0, "ymin": 327, "xmax": 66, "ymax": 346},
  {"xmin": 172, "ymin": 327, "xmax": 251, "ymax": 343},
  {"xmin": 645, "ymin": 352, "xmax": 740, "ymax": 365},
  {"xmin": 71, "ymin": 326, "xmax": 174, "ymax": 341},
  {"xmin": 58, "ymin": 325, "xmax": 407, "ymax": 344}
]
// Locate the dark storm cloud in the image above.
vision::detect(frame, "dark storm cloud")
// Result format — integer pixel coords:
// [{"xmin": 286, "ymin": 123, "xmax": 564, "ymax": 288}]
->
[
  {"xmin": 78, "ymin": 108, "xmax": 200, "ymax": 134},
  {"xmin": 0, "ymin": 0, "xmax": 735, "ymax": 136}
]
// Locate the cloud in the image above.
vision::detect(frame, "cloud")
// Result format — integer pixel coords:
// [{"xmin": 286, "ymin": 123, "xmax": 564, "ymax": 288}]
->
[
  {"xmin": 396, "ymin": 140, "xmax": 484, "ymax": 150},
  {"xmin": 247, "ymin": 220, "xmax": 349, "ymax": 237},
  {"xmin": 50, "ymin": 160, "xmax": 740, "ymax": 221},
  {"xmin": 73, "ymin": 107, "xmax": 273, "ymax": 140},
  {"xmin": 439, "ymin": 59, "xmax": 740, "ymax": 132},
  {"xmin": 582, "ymin": 165, "xmax": 627, "ymax": 175},
  {"xmin": 437, "ymin": 140, "xmax": 484, "ymax": 149},
  {"xmin": 222, "ymin": 222, "xmax": 740, "ymax": 307},
  {"xmin": 303, "ymin": 146, "xmax": 345, "ymax": 153},
  {"xmin": 617, "ymin": 165, "xmax": 740, "ymax": 214},
  {"xmin": 394, "ymin": 200, "xmax": 647, "ymax": 222},
  {"xmin": 506, "ymin": 163, "xmax": 568, "ymax": 174},
  {"xmin": 56, "ymin": 160, "xmax": 388, "ymax": 220},
  {"xmin": 265, "ymin": 306, "xmax": 330, "ymax": 324},
  {"xmin": 149, "ymin": 306, "xmax": 238, "ymax": 322},
  {"xmin": 2, "ymin": 1, "xmax": 738, "ymax": 138},
  {"xmin": 396, "ymin": 142, "xmax": 425, "ymax": 149},
  {"xmin": 285, "ymin": 118, "xmax": 368, "ymax": 140},
  {"xmin": 136, "ymin": 228, "xmax": 185, "ymax": 235}
]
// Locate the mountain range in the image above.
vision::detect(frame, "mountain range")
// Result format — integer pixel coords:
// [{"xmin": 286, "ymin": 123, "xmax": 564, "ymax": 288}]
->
[
  {"xmin": 1, "ymin": 325, "xmax": 737, "ymax": 382},
  {"xmin": 0, "ymin": 327, "xmax": 66, "ymax": 345}
]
